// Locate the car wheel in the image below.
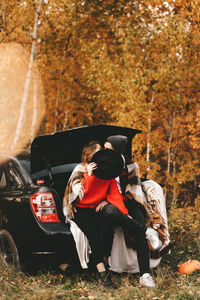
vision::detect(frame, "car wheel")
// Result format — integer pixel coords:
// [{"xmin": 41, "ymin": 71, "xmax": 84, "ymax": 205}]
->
[{"xmin": 0, "ymin": 229, "xmax": 21, "ymax": 271}]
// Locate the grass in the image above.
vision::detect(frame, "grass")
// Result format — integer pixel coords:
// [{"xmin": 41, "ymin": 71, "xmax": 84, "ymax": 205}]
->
[{"xmin": 0, "ymin": 206, "xmax": 199, "ymax": 300}]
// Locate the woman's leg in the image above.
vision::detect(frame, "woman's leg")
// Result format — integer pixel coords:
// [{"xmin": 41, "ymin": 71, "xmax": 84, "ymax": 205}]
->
[
  {"xmin": 95, "ymin": 211, "xmax": 114, "ymax": 259},
  {"xmin": 73, "ymin": 207, "xmax": 115, "ymax": 287},
  {"xmin": 102, "ymin": 204, "xmax": 146, "ymax": 235},
  {"xmin": 102, "ymin": 204, "xmax": 150, "ymax": 275},
  {"xmin": 73, "ymin": 207, "xmax": 105, "ymax": 268}
]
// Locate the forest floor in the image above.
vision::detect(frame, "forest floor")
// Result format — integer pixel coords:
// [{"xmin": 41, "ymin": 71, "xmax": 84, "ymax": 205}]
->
[{"xmin": 0, "ymin": 206, "xmax": 199, "ymax": 300}]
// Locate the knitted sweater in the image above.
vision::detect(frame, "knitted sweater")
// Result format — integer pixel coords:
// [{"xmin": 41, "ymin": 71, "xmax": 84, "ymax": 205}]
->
[{"xmin": 75, "ymin": 172, "xmax": 128, "ymax": 215}]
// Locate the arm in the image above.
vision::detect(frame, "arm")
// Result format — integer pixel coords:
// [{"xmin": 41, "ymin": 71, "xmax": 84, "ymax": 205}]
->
[
  {"xmin": 70, "ymin": 162, "xmax": 98, "ymax": 199},
  {"xmin": 95, "ymin": 200, "xmax": 109, "ymax": 212},
  {"xmin": 107, "ymin": 180, "xmax": 129, "ymax": 215},
  {"xmin": 63, "ymin": 164, "xmax": 86, "ymax": 220}
]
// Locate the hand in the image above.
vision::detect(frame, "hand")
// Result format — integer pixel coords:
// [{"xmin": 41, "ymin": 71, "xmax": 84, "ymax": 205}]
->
[
  {"xmin": 152, "ymin": 223, "xmax": 160, "ymax": 230},
  {"xmin": 95, "ymin": 200, "xmax": 108, "ymax": 212},
  {"xmin": 87, "ymin": 162, "xmax": 98, "ymax": 176},
  {"xmin": 72, "ymin": 206, "xmax": 77, "ymax": 213}
]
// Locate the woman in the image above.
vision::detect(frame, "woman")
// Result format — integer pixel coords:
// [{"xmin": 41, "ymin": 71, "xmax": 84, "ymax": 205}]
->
[{"xmin": 63, "ymin": 141, "xmax": 128, "ymax": 287}]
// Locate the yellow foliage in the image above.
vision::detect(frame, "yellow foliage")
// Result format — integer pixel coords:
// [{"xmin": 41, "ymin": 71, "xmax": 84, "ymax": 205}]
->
[{"xmin": 1, "ymin": 0, "xmax": 200, "ymax": 207}]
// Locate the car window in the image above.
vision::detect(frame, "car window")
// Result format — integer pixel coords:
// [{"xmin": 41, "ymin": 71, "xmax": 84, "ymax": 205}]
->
[
  {"xmin": 19, "ymin": 160, "xmax": 31, "ymax": 175},
  {"xmin": 0, "ymin": 171, "xmax": 7, "ymax": 189},
  {"xmin": 7, "ymin": 164, "xmax": 23, "ymax": 190}
]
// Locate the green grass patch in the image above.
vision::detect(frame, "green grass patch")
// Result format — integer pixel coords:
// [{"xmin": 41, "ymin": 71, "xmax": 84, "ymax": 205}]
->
[{"xmin": 0, "ymin": 207, "xmax": 199, "ymax": 300}]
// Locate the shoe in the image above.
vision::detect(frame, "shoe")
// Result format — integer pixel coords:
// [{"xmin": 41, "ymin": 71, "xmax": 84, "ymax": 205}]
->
[
  {"xmin": 58, "ymin": 263, "xmax": 73, "ymax": 275},
  {"xmin": 145, "ymin": 228, "xmax": 162, "ymax": 251},
  {"xmin": 97, "ymin": 270, "xmax": 116, "ymax": 288},
  {"xmin": 139, "ymin": 273, "xmax": 156, "ymax": 288}
]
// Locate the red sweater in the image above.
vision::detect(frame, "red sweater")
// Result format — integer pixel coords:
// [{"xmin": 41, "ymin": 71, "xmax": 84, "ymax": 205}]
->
[{"xmin": 75, "ymin": 173, "xmax": 128, "ymax": 215}]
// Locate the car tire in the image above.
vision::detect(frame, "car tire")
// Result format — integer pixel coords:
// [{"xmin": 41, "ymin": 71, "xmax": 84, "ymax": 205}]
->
[{"xmin": 0, "ymin": 229, "xmax": 21, "ymax": 271}]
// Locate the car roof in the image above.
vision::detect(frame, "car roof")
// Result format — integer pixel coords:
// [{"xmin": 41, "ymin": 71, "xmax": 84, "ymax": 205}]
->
[{"xmin": 31, "ymin": 125, "xmax": 141, "ymax": 174}]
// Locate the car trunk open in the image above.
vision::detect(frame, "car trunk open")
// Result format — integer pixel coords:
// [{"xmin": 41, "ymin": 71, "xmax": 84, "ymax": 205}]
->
[
  {"xmin": 31, "ymin": 125, "xmax": 141, "ymax": 174},
  {"xmin": 30, "ymin": 125, "xmax": 142, "ymax": 202}
]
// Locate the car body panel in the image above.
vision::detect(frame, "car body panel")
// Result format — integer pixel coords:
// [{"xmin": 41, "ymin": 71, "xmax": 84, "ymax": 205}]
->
[
  {"xmin": 0, "ymin": 125, "xmax": 141, "ymax": 270},
  {"xmin": 0, "ymin": 156, "xmax": 77, "ymax": 268},
  {"xmin": 31, "ymin": 125, "xmax": 141, "ymax": 174}
]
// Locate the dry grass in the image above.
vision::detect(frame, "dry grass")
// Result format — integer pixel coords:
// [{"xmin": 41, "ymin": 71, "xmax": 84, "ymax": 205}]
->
[{"xmin": 0, "ymin": 207, "xmax": 199, "ymax": 300}]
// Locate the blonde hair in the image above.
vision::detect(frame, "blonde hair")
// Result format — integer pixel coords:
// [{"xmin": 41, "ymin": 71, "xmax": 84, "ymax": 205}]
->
[{"xmin": 81, "ymin": 141, "xmax": 100, "ymax": 164}]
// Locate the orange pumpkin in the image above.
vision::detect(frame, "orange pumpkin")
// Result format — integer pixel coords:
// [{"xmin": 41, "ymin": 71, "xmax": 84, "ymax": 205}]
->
[{"xmin": 178, "ymin": 259, "xmax": 200, "ymax": 275}]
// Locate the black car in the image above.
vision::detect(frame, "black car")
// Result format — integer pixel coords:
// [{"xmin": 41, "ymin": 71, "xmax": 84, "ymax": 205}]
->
[{"xmin": 0, "ymin": 125, "xmax": 141, "ymax": 271}]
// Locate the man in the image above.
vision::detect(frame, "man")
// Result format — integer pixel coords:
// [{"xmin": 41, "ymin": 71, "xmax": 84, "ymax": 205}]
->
[{"xmin": 100, "ymin": 135, "xmax": 163, "ymax": 287}]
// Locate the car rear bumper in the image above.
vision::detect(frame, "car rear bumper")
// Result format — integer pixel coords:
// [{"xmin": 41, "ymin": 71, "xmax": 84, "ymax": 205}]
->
[
  {"xmin": 38, "ymin": 222, "xmax": 71, "ymax": 235},
  {"xmin": 18, "ymin": 222, "xmax": 81, "ymax": 269}
]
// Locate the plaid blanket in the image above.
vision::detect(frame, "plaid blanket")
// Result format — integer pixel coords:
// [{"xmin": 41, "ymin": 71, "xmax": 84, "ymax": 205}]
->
[
  {"xmin": 125, "ymin": 162, "xmax": 146, "ymax": 205},
  {"xmin": 124, "ymin": 162, "xmax": 171, "ymax": 253},
  {"xmin": 63, "ymin": 163, "xmax": 87, "ymax": 221},
  {"xmin": 63, "ymin": 161, "xmax": 171, "ymax": 254}
]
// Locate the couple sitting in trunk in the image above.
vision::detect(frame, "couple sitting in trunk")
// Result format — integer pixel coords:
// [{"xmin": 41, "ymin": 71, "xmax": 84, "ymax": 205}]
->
[{"xmin": 62, "ymin": 136, "xmax": 170, "ymax": 288}]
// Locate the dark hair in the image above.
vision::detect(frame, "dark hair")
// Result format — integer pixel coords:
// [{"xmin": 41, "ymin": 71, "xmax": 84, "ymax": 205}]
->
[{"xmin": 81, "ymin": 141, "xmax": 101, "ymax": 164}]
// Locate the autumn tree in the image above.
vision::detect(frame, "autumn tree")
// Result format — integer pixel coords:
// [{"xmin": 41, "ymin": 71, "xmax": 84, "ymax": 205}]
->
[{"xmin": 1, "ymin": 0, "xmax": 199, "ymax": 206}]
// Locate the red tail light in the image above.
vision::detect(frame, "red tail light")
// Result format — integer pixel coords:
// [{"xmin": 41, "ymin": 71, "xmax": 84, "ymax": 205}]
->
[
  {"xmin": 30, "ymin": 193, "xmax": 60, "ymax": 223},
  {"xmin": 37, "ymin": 179, "xmax": 45, "ymax": 185}
]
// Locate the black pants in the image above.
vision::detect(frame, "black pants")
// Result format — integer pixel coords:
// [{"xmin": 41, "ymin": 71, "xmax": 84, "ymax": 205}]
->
[
  {"xmin": 73, "ymin": 207, "xmax": 114, "ymax": 267},
  {"xmin": 102, "ymin": 201, "xmax": 150, "ymax": 275}
]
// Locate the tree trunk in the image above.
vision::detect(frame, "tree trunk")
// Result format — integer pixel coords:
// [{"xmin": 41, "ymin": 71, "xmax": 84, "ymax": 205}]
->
[
  {"xmin": 167, "ymin": 113, "xmax": 174, "ymax": 174},
  {"xmin": 55, "ymin": 33, "xmax": 72, "ymax": 132},
  {"xmin": 0, "ymin": 0, "xmax": 5, "ymax": 42},
  {"xmin": 172, "ymin": 160, "xmax": 177, "ymax": 205},
  {"xmin": 11, "ymin": 0, "xmax": 43, "ymax": 150},
  {"xmin": 164, "ymin": 112, "xmax": 175, "ymax": 199},
  {"xmin": 31, "ymin": 68, "xmax": 38, "ymax": 140},
  {"xmin": 146, "ymin": 92, "xmax": 154, "ymax": 178}
]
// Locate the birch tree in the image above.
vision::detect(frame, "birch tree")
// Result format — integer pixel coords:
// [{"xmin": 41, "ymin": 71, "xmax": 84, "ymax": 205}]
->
[
  {"xmin": 31, "ymin": 69, "xmax": 39, "ymax": 140},
  {"xmin": 12, "ymin": 0, "xmax": 43, "ymax": 150},
  {"xmin": 164, "ymin": 112, "xmax": 174, "ymax": 198},
  {"xmin": 146, "ymin": 92, "xmax": 154, "ymax": 178},
  {"xmin": 0, "ymin": 0, "xmax": 5, "ymax": 42}
]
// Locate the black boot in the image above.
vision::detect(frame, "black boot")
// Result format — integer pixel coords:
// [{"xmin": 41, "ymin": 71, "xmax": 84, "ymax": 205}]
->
[{"xmin": 97, "ymin": 270, "xmax": 117, "ymax": 288}]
